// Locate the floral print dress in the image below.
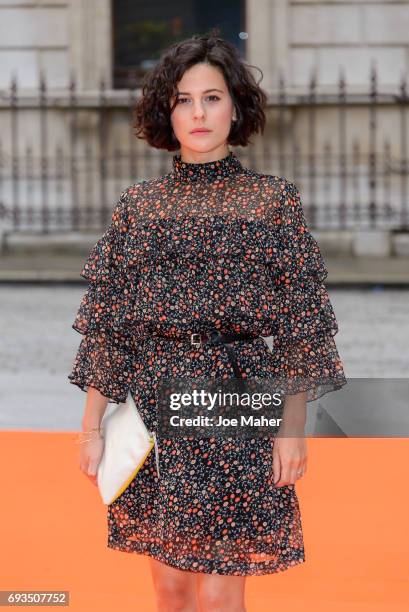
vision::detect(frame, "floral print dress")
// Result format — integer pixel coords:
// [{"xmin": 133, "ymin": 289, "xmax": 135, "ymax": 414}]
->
[{"xmin": 68, "ymin": 150, "xmax": 347, "ymax": 576}]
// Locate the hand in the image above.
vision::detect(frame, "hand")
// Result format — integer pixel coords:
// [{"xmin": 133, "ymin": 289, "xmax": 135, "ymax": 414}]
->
[
  {"xmin": 78, "ymin": 436, "xmax": 105, "ymax": 487},
  {"xmin": 272, "ymin": 435, "xmax": 307, "ymax": 487}
]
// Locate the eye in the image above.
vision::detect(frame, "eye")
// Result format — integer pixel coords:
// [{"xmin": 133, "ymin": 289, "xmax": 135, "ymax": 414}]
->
[{"xmin": 175, "ymin": 95, "xmax": 220, "ymax": 104}]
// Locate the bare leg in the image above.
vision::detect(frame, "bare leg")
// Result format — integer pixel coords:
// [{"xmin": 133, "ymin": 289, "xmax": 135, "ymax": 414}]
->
[
  {"xmin": 149, "ymin": 557, "xmax": 199, "ymax": 612},
  {"xmin": 197, "ymin": 574, "xmax": 247, "ymax": 612}
]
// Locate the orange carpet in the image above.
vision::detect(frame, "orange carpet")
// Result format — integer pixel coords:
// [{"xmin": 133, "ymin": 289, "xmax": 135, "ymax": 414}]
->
[{"xmin": 0, "ymin": 432, "xmax": 408, "ymax": 611}]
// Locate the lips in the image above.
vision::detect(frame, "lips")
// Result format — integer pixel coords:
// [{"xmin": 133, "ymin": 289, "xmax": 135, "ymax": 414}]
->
[{"xmin": 191, "ymin": 129, "xmax": 211, "ymax": 133}]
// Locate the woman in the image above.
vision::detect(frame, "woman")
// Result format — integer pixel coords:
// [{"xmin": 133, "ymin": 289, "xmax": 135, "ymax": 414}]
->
[{"xmin": 69, "ymin": 31, "xmax": 347, "ymax": 612}]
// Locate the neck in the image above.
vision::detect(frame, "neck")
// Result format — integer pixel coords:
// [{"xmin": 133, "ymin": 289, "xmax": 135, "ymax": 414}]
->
[{"xmin": 179, "ymin": 145, "xmax": 230, "ymax": 164}]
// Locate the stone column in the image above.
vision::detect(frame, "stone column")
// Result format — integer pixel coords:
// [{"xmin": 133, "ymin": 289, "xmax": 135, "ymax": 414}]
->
[
  {"xmin": 68, "ymin": 0, "xmax": 112, "ymax": 90},
  {"xmin": 246, "ymin": 0, "xmax": 290, "ymax": 92}
]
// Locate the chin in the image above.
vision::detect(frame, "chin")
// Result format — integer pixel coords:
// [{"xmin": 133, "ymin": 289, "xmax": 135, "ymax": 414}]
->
[{"xmin": 186, "ymin": 140, "xmax": 224, "ymax": 153}]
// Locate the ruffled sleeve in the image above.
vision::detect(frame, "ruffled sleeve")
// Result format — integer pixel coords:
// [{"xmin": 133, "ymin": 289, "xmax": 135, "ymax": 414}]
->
[
  {"xmin": 68, "ymin": 189, "xmax": 141, "ymax": 404},
  {"xmin": 268, "ymin": 180, "xmax": 347, "ymax": 402}
]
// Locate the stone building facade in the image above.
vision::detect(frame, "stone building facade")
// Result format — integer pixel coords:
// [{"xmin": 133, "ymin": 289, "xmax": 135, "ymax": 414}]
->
[
  {"xmin": 1, "ymin": 0, "xmax": 407, "ymax": 91},
  {"xmin": 0, "ymin": 0, "xmax": 408, "ymax": 256}
]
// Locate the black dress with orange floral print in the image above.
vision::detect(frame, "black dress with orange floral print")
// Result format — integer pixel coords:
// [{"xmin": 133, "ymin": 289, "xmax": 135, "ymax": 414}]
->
[{"xmin": 68, "ymin": 151, "xmax": 347, "ymax": 576}]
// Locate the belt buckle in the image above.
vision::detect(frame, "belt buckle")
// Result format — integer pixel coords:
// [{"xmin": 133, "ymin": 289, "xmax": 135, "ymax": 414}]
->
[{"xmin": 190, "ymin": 332, "xmax": 202, "ymax": 348}]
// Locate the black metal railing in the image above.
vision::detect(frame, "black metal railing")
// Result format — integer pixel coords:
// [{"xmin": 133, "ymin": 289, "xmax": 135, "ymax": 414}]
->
[{"xmin": 1, "ymin": 63, "xmax": 409, "ymax": 233}]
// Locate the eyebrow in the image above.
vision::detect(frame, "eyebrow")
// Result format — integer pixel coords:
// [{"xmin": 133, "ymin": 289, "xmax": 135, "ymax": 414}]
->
[{"xmin": 176, "ymin": 88, "xmax": 224, "ymax": 95}]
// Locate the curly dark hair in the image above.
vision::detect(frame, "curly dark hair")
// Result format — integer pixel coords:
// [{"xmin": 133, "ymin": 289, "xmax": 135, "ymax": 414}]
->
[{"xmin": 132, "ymin": 28, "xmax": 267, "ymax": 151}]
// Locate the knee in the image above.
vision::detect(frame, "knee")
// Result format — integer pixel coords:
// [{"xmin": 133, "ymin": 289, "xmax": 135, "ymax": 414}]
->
[
  {"xmin": 198, "ymin": 587, "xmax": 245, "ymax": 612},
  {"xmin": 154, "ymin": 579, "xmax": 194, "ymax": 612}
]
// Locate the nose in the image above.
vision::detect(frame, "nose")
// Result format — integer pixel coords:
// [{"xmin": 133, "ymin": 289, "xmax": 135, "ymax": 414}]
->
[{"xmin": 192, "ymin": 101, "xmax": 205, "ymax": 119}]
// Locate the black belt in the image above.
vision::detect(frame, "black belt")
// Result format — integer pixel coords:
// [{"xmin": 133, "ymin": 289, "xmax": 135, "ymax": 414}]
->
[{"xmin": 154, "ymin": 330, "xmax": 258, "ymax": 379}]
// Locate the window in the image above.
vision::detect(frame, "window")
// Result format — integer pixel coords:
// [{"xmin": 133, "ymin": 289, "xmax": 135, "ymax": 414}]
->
[{"xmin": 113, "ymin": 0, "xmax": 246, "ymax": 88}]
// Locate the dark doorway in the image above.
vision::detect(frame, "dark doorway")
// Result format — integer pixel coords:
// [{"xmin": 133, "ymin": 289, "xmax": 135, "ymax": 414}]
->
[{"xmin": 112, "ymin": 0, "xmax": 246, "ymax": 88}]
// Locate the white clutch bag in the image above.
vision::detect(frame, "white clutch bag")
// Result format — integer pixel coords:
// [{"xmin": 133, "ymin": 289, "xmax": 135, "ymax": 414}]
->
[{"xmin": 97, "ymin": 390, "xmax": 160, "ymax": 505}]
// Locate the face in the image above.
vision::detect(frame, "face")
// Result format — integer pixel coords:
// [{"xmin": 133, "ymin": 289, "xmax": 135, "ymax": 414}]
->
[{"xmin": 169, "ymin": 62, "xmax": 236, "ymax": 163}]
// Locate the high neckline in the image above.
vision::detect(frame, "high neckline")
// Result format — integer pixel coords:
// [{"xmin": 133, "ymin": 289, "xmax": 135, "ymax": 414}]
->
[{"xmin": 171, "ymin": 151, "xmax": 244, "ymax": 183}]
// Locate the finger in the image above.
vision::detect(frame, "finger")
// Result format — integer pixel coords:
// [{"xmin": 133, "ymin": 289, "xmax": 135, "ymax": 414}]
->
[
  {"xmin": 288, "ymin": 463, "xmax": 300, "ymax": 482},
  {"xmin": 277, "ymin": 462, "xmax": 298, "ymax": 486},
  {"xmin": 280, "ymin": 464, "xmax": 292, "ymax": 485},
  {"xmin": 87, "ymin": 463, "xmax": 96, "ymax": 474},
  {"xmin": 272, "ymin": 452, "xmax": 281, "ymax": 485},
  {"xmin": 274, "ymin": 470, "xmax": 291, "ymax": 487},
  {"xmin": 80, "ymin": 457, "xmax": 92, "ymax": 477},
  {"xmin": 88, "ymin": 460, "xmax": 99, "ymax": 483},
  {"xmin": 299, "ymin": 459, "xmax": 307, "ymax": 474},
  {"xmin": 294, "ymin": 463, "xmax": 306, "ymax": 481},
  {"xmin": 274, "ymin": 478, "xmax": 292, "ymax": 487}
]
